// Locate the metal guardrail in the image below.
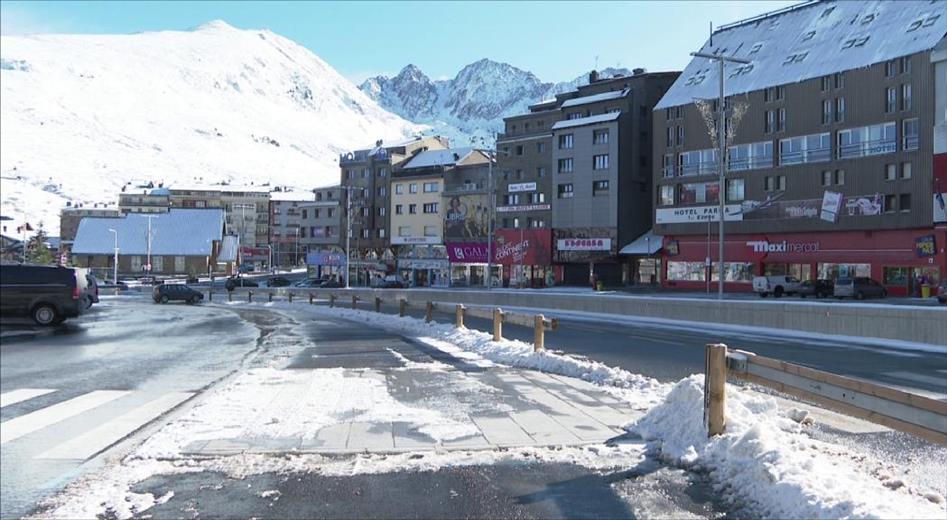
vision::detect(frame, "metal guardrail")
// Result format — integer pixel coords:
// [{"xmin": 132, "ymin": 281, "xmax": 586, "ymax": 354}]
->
[
  {"xmin": 211, "ymin": 287, "xmax": 559, "ymax": 351},
  {"xmin": 704, "ymin": 343, "xmax": 947, "ymax": 445}
]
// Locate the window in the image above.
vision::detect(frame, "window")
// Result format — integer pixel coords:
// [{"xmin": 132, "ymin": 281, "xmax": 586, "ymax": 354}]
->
[
  {"xmin": 821, "ymin": 170, "xmax": 832, "ymax": 186},
  {"xmin": 151, "ymin": 256, "xmax": 164, "ymax": 273},
  {"xmin": 378, "ymin": 207, "xmax": 386, "ymax": 216},
  {"xmin": 765, "ymin": 176, "xmax": 774, "ymax": 191},
  {"xmin": 885, "ymin": 163, "xmax": 897, "ymax": 181},
  {"xmin": 361, "ymin": 229, "xmax": 370, "ymax": 239},
  {"xmin": 174, "ymin": 256, "xmax": 185, "ymax": 273},
  {"xmin": 362, "ymin": 169, "xmax": 369, "ymax": 178},
  {"xmin": 666, "ymin": 127, "xmax": 673, "ymax": 147},
  {"xmin": 900, "ymin": 56, "xmax": 911, "ymax": 74},
  {"xmin": 764, "ymin": 87, "xmax": 774, "ymax": 102},
  {"xmin": 726, "ymin": 178, "xmax": 745, "ymax": 202},
  {"xmin": 834, "ymin": 72, "xmax": 844, "ymax": 89},
  {"xmin": 728, "ymin": 141, "xmax": 773, "ymax": 171},
  {"xmin": 537, "ymin": 142, "xmax": 545, "ymax": 153},
  {"xmin": 667, "ymin": 261, "xmax": 707, "ymax": 282},
  {"xmin": 659, "ymin": 185, "xmax": 675, "ymax": 206},
  {"xmin": 593, "ymin": 154, "xmax": 609, "ymax": 170},
  {"xmin": 504, "ymin": 194, "xmax": 521, "ymax": 205},
  {"xmin": 378, "ymin": 168, "xmax": 387, "ymax": 177},
  {"xmin": 558, "ymin": 158, "xmax": 574, "ymax": 173},
  {"xmin": 884, "ymin": 194, "xmax": 896, "ymax": 213},
  {"xmin": 679, "ymin": 182, "xmax": 719, "ymax": 204},
  {"xmin": 776, "ymin": 86, "xmax": 785, "ymax": 100},
  {"xmin": 675, "ymin": 106, "xmax": 683, "ymax": 119},
  {"xmin": 362, "ymin": 207, "xmax": 370, "ymax": 217},
  {"xmin": 537, "ymin": 167, "xmax": 546, "ymax": 178},
  {"xmin": 378, "ymin": 228, "xmax": 386, "ymax": 238},
  {"xmin": 901, "ymin": 161, "xmax": 912, "ymax": 179},
  {"xmin": 835, "ymin": 97, "xmax": 845, "ymax": 122},
  {"xmin": 424, "ymin": 225, "xmax": 438, "ymax": 236},
  {"xmin": 529, "ymin": 218, "xmax": 546, "ymax": 228},
  {"xmin": 901, "ymin": 84, "xmax": 912, "ymax": 111},
  {"xmin": 822, "ymin": 100, "xmax": 832, "ymax": 125},
  {"xmin": 568, "ymin": 112, "xmax": 582, "ymax": 120},
  {"xmin": 593, "ymin": 129, "xmax": 609, "ymax": 145},
  {"xmin": 679, "ymin": 149, "xmax": 717, "ymax": 176},
  {"xmin": 902, "ymin": 118, "xmax": 918, "ymax": 150},
  {"xmin": 821, "ymin": 76, "xmax": 831, "ymax": 91},
  {"xmin": 395, "ymin": 184, "xmax": 404, "ymax": 195},
  {"xmin": 838, "ymin": 122, "xmax": 897, "ymax": 158},
  {"xmin": 130, "ymin": 255, "xmax": 142, "ymax": 271},
  {"xmin": 592, "ymin": 180, "xmax": 609, "ymax": 195},
  {"xmin": 377, "ymin": 187, "xmax": 387, "ymax": 196},
  {"xmin": 423, "ymin": 202, "xmax": 438, "ymax": 214},
  {"xmin": 885, "ymin": 87, "xmax": 897, "ymax": 113},
  {"xmin": 777, "ymin": 108, "xmax": 786, "ymax": 131},
  {"xmin": 395, "ymin": 204, "xmax": 403, "ymax": 215},
  {"xmin": 885, "ymin": 60, "xmax": 897, "ymax": 77},
  {"xmin": 530, "ymin": 192, "xmax": 546, "ymax": 203},
  {"xmin": 662, "ymin": 153, "xmax": 675, "ymax": 177},
  {"xmin": 327, "ymin": 208, "xmax": 334, "ymax": 218},
  {"xmin": 515, "ymin": 169, "xmax": 524, "ymax": 180},
  {"xmin": 834, "ymin": 169, "xmax": 845, "ymax": 185},
  {"xmin": 409, "ymin": 183, "xmax": 418, "ymax": 194},
  {"xmin": 408, "ymin": 204, "xmax": 417, "ymax": 214},
  {"xmin": 302, "ymin": 209, "xmax": 308, "ymax": 219},
  {"xmin": 677, "ymin": 126, "xmax": 685, "ymax": 145},
  {"xmin": 423, "ymin": 182, "xmax": 438, "ymax": 193},
  {"xmin": 558, "ymin": 134, "xmax": 574, "ymax": 149},
  {"xmin": 765, "ymin": 110, "xmax": 775, "ymax": 133},
  {"xmin": 899, "ymin": 194, "xmax": 911, "ymax": 212},
  {"xmin": 779, "ymin": 132, "xmax": 831, "ymax": 165},
  {"xmin": 557, "ymin": 184, "xmax": 574, "ymax": 198},
  {"xmin": 398, "ymin": 226, "xmax": 411, "ymax": 236},
  {"xmin": 515, "ymin": 145, "xmax": 524, "ymax": 156},
  {"xmin": 777, "ymin": 175, "xmax": 786, "ymax": 191},
  {"xmin": 314, "ymin": 209, "xmax": 320, "ymax": 218}
]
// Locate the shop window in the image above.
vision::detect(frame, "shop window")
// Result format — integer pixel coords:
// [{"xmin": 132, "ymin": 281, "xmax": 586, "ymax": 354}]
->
[
  {"xmin": 884, "ymin": 267, "xmax": 909, "ymax": 285},
  {"xmin": 667, "ymin": 261, "xmax": 706, "ymax": 281},
  {"xmin": 818, "ymin": 263, "xmax": 870, "ymax": 279},
  {"xmin": 711, "ymin": 262, "xmax": 755, "ymax": 282}
]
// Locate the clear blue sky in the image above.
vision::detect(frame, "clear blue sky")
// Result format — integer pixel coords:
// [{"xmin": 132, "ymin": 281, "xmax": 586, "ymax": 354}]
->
[{"xmin": 0, "ymin": 0, "xmax": 797, "ymax": 84}]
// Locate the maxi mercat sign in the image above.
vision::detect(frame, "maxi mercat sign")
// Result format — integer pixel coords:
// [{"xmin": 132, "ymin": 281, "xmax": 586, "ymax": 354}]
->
[{"xmin": 655, "ymin": 205, "xmax": 743, "ymax": 224}]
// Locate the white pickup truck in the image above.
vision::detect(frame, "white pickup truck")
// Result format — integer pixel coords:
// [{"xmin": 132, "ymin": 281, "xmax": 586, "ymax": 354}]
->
[{"xmin": 752, "ymin": 275, "xmax": 801, "ymax": 297}]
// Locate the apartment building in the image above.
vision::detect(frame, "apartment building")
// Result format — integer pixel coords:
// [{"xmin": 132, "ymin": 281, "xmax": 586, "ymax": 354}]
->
[
  {"xmin": 439, "ymin": 150, "xmax": 493, "ymax": 286},
  {"xmin": 299, "ymin": 186, "xmax": 344, "ymax": 278},
  {"xmin": 652, "ymin": 0, "xmax": 945, "ymax": 295},
  {"xmin": 168, "ymin": 185, "xmax": 270, "ymax": 248},
  {"xmin": 338, "ymin": 136, "xmax": 450, "ymax": 259},
  {"xmin": 269, "ymin": 190, "xmax": 314, "ymax": 267},
  {"xmin": 118, "ymin": 188, "xmax": 170, "ymax": 214}
]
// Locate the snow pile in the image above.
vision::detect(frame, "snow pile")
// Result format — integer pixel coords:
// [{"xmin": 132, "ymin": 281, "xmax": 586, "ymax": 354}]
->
[{"xmin": 633, "ymin": 376, "xmax": 947, "ymax": 519}]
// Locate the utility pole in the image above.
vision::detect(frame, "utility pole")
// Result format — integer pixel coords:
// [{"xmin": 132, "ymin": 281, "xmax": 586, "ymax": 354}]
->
[
  {"xmin": 342, "ymin": 185, "xmax": 355, "ymax": 289},
  {"xmin": 143, "ymin": 215, "xmax": 158, "ymax": 275},
  {"xmin": 485, "ymin": 142, "xmax": 510, "ymax": 290},
  {"xmin": 109, "ymin": 228, "xmax": 119, "ymax": 284},
  {"xmin": 690, "ymin": 51, "xmax": 750, "ymax": 300},
  {"xmin": 294, "ymin": 227, "xmax": 299, "ymax": 269}
]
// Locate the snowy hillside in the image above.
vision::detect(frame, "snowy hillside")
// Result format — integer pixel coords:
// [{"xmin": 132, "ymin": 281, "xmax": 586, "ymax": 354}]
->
[
  {"xmin": 361, "ymin": 61, "xmax": 632, "ymax": 146},
  {"xmin": 0, "ymin": 21, "xmax": 424, "ymax": 234}
]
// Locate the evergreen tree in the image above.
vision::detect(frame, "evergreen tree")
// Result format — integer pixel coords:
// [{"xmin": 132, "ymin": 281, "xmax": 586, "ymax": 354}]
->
[{"xmin": 26, "ymin": 222, "xmax": 54, "ymax": 265}]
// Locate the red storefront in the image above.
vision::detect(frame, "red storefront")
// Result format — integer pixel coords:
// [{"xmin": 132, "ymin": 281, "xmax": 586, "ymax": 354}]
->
[
  {"xmin": 661, "ymin": 228, "xmax": 946, "ymax": 297},
  {"xmin": 493, "ymin": 229, "xmax": 555, "ymax": 287}
]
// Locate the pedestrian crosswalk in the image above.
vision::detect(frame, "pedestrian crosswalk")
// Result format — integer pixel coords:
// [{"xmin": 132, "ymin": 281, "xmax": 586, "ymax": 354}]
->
[{"xmin": 0, "ymin": 387, "xmax": 193, "ymax": 459}]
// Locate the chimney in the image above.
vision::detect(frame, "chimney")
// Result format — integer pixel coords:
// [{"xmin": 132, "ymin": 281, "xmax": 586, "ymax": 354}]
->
[
  {"xmin": 633, "ymin": 67, "xmax": 646, "ymax": 75},
  {"xmin": 589, "ymin": 70, "xmax": 600, "ymax": 83}
]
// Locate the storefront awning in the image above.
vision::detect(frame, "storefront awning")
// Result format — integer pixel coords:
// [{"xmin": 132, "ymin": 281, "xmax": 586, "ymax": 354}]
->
[{"xmin": 619, "ymin": 230, "xmax": 662, "ymax": 255}]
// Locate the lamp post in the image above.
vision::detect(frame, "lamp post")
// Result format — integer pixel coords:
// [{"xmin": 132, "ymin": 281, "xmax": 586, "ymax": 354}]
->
[
  {"xmin": 143, "ymin": 214, "xmax": 158, "ymax": 275},
  {"xmin": 108, "ymin": 228, "xmax": 119, "ymax": 284},
  {"xmin": 690, "ymin": 51, "xmax": 750, "ymax": 300}
]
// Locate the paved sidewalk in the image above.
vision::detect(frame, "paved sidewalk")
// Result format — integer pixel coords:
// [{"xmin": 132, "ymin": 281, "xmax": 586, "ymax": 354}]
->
[{"xmin": 181, "ymin": 320, "xmax": 641, "ymax": 456}]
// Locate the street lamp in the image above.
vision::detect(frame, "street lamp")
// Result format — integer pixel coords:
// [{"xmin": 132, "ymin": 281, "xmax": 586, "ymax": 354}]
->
[
  {"xmin": 690, "ymin": 51, "xmax": 751, "ymax": 300},
  {"xmin": 108, "ymin": 228, "xmax": 119, "ymax": 284}
]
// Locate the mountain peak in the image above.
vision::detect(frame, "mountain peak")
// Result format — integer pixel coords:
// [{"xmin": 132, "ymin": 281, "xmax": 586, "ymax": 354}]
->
[{"xmin": 194, "ymin": 20, "xmax": 238, "ymax": 32}]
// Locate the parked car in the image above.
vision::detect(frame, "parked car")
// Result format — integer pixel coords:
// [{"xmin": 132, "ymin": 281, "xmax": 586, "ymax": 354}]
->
[
  {"xmin": 752, "ymin": 275, "xmax": 802, "ymax": 297},
  {"xmin": 225, "ymin": 276, "xmax": 259, "ymax": 291},
  {"xmin": 377, "ymin": 275, "xmax": 404, "ymax": 289},
  {"xmin": 294, "ymin": 278, "xmax": 328, "ymax": 288},
  {"xmin": 797, "ymin": 279, "xmax": 834, "ymax": 299},
  {"xmin": 0, "ymin": 264, "xmax": 85, "ymax": 325},
  {"xmin": 834, "ymin": 277, "xmax": 887, "ymax": 299},
  {"xmin": 75, "ymin": 271, "xmax": 99, "ymax": 309},
  {"xmin": 153, "ymin": 284, "xmax": 204, "ymax": 304},
  {"xmin": 319, "ymin": 278, "xmax": 344, "ymax": 288},
  {"xmin": 238, "ymin": 263, "xmax": 254, "ymax": 274},
  {"xmin": 937, "ymin": 280, "xmax": 947, "ymax": 304},
  {"xmin": 267, "ymin": 276, "xmax": 292, "ymax": 287}
]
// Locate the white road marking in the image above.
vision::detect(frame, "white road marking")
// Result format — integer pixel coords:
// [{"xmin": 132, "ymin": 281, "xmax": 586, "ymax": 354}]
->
[
  {"xmin": 36, "ymin": 392, "xmax": 193, "ymax": 459},
  {"xmin": 0, "ymin": 390, "xmax": 129, "ymax": 445},
  {"xmin": 0, "ymin": 389, "xmax": 56, "ymax": 408},
  {"xmin": 884, "ymin": 371, "xmax": 947, "ymax": 389}
]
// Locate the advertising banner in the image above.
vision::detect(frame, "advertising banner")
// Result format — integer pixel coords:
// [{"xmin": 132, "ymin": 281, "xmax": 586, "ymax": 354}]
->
[
  {"xmin": 446, "ymin": 242, "xmax": 489, "ymax": 263},
  {"xmin": 934, "ymin": 193, "xmax": 947, "ymax": 224},
  {"xmin": 553, "ymin": 228, "xmax": 617, "ymax": 262},
  {"xmin": 915, "ymin": 235, "xmax": 936, "ymax": 258},
  {"xmin": 240, "ymin": 246, "xmax": 268, "ymax": 262},
  {"xmin": 844, "ymin": 194, "xmax": 883, "ymax": 217},
  {"xmin": 444, "ymin": 193, "xmax": 489, "ymax": 240},
  {"xmin": 508, "ymin": 182, "xmax": 537, "ymax": 192},
  {"xmin": 496, "ymin": 204, "xmax": 551, "ymax": 213},
  {"xmin": 306, "ymin": 251, "xmax": 346, "ymax": 266},
  {"xmin": 493, "ymin": 229, "xmax": 552, "ymax": 265},
  {"xmin": 820, "ymin": 191, "xmax": 843, "ymax": 223},
  {"xmin": 557, "ymin": 238, "xmax": 612, "ymax": 251},
  {"xmin": 391, "ymin": 236, "xmax": 441, "ymax": 245},
  {"xmin": 655, "ymin": 205, "xmax": 743, "ymax": 224}
]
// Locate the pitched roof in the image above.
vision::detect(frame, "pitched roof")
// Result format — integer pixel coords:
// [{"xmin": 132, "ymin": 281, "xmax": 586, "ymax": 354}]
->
[
  {"xmin": 551, "ymin": 111, "xmax": 621, "ymax": 131},
  {"xmin": 72, "ymin": 209, "xmax": 224, "ymax": 256},
  {"xmin": 560, "ymin": 88, "xmax": 630, "ymax": 108},
  {"xmin": 402, "ymin": 147, "xmax": 476, "ymax": 169},
  {"xmin": 656, "ymin": 0, "xmax": 947, "ymax": 109}
]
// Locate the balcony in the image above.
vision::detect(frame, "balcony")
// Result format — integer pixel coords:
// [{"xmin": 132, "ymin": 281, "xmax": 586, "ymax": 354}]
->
[{"xmin": 838, "ymin": 138, "xmax": 896, "ymax": 159}]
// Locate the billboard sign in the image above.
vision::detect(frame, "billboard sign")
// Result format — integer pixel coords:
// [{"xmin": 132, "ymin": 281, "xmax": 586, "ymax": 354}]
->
[
  {"xmin": 493, "ymin": 229, "xmax": 552, "ymax": 265},
  {"xmin": 446, "ymin": 242, "xmax": 489, "ymax": 263},
  {"xmin": 557, "ymin": 238, "xmax": 612, "ymax": 251},
  {"xmin": 655, "ymin": 205, "xmax": 743, "ymax": 224},
  {"xmin": 444, "ymin": 194, "xmax": 489, "ymax": 240},
  {"xmin": 915, "ymin": 235, "xmax": 936, "ymax": 258},
  {"xmin": 844, "ymin": 194, "xmax": 884, "ymax": 217},
  {"xmin": 508, "ymin": 182, "xmax": 537, "ymax": 192},
  {"xmin": 306, "ymin": 251, "xmax": 346, "ymax": 266},
  {"xmin": 496, "ymin": 204, "xmax": 550, "ymax": 213},
  {"xmin": 240, "ymin": 246, "xmax": 268, "ymax": 262},
  {"xmin": 820, "ymin": 191, "xmax": 843, "ymax": 223}
]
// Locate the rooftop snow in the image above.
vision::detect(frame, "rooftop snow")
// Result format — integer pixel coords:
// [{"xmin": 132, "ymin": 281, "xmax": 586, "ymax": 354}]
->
[
  {"xmin": 72, "ymin": 209, "xmax": 224, "ymax": 256},
  {"xmin": 402, "ymin": 147, "xmax": 475, "ymax": 169},
  {"xmin": 167, "ymin": 184, "xmax": 271, "ymax": 194},
  {"xmin": 269, "ymin": 191, "xmax": 314, "ymax": 202},
  {"xmin": 560, "ymin": 88, "xmax": 630, "ymax": 108},
  {"xmin": 656, "ymin": 0, "xmax": 947, "ymax": 109},
  {"xmin": 551, "ymin": 112, "xmax": 620, "ymax": 131}
]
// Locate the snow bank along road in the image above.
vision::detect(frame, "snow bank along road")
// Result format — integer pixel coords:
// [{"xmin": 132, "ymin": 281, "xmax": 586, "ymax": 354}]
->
[{"xmin": 2, "ymin": 295, "xmax": 945, "ymax": 519}]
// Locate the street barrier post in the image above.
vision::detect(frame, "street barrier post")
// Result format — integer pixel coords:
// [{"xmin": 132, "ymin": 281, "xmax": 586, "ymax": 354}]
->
[
  {"xmin": 288, "ymin": 291, "xmax": 293, "ymax": 303},
  {"xmin": 455, "ymin": 304, "xmax": 466, "ymax": 328},
  {"xmin": 351, "ymin": 295, "xmax": 358, "ymax": 310},
  {"xmin": 268, "ymin": 291, "xmax": 273, "ymax": 302},
  {"xmin": 426, "ymin": 301, "xmax": 435, "ymax": 323},
  {"xmin": 248, "ymin": 291, "xmax": 253, "ymax": 303},
  {"xmin": 706, "ymin": 343, "xmax": 728, "ymax": 437},
  {"xmin": 534, "ymin": 314, "xmax": 545, "ymax": 351},
  {"xmin": 329, "ymin": 294, "xmax": 336, "ymax": 308},
  {"xmin": 399, "ymin": 298, "xmax": 407, "ymax": 317},
  {"xmin": 208, "ymin": 290, "xmax": 213, "ymax": 302},
  {"xmin": 309, "ymin": 293, "xmax": 314, "ymax": 304},
  {"xmin": 493, "ymin": 308, "xmax": 503, "ymax": 341},
  {"xmin": 375, "ymin": 296, "xmax": 381, "ymax": 313}
]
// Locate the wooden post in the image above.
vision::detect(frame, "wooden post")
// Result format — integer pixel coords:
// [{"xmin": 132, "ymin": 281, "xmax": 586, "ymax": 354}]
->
[
  {"xmin": 534, "ymin": 314, "xmax": 545, "ymax": 352},
  {"xmin": 492, "ymin": 308, "xmax": 503, "ymax": 342},
  {"xmin": 309, "ymin": 293, "xmax": 314, "ymax": 304},
  {"xmin": 351, "ymin": 295, "xmax": 358, "ymax": 310},
  {"xmin": 268, "ymin": 291, "xmax": 273, "ymax": 302},
  {"xmin": 425, "ymin": 301, "xmax": 434, "ymax": 323},
  {"xmin": 329, "ymin": 294, "xmax": 336, "ymax": 308},
  {"xmin": 248, "ymin": 291, "xmax": 252, "ymax": 303},
  {"xmin": 288, "ymin": 291, "xmax": 293, "ymax": 303},
  {"xmin": 374, "ymin": 297, "xmax": 381, "ymax": 313},
  {"xmin": 706, "ymin": 343, "xmax": 728, "ymax": 437},
  {"xmin": 208, "ymin": 290, "xmax": 213, "ymax": 302},
  {"xmin": 455, "ymin": 304, "xmax": 465, "ymax": 328},
  {"xmin": 399, "ymin": 298, "xmax": 407, "ymax": 317}
]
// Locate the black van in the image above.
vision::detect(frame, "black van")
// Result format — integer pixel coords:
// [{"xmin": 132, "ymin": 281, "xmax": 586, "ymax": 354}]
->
[{"xmin": 0, "ymin": 264, "xmax": 85, "ymax": 325}]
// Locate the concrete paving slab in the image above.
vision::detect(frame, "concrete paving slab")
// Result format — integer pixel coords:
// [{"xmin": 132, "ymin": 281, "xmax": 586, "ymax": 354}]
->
[
  {"xmin": 470, "ymin": 415, "xmax": 535, "ymax": 447},
  {"xmin": 440, "ymin": 432, "xmax": 492, "ymax": 450},
  {"xmin": 509, "ymin": 410, "xmax": 583, "ymax": 445},
  {"xmin": 392, "ymin": 422, "xmax": 437, "ymax": 451},
  {"xmin": 347, "ymin": 422, "xmax": 394, "ymax": 451},
  {"xmin": 299, "ymin": 423, "xmax": 351, "ymax": 451},
  {"xmin": 201, "ymin": 439, "xmax": 251, "ymax": 455}
]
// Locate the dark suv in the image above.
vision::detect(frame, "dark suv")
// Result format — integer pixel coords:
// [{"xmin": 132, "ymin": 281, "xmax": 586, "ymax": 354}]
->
[
  {"xmin": 153, "ymin": 284, "xmax": 204, "ymax": 304},
  {"xmin": 225, "ymin": 276, "xmax": 259, "ymax": 291},
  {"xmin": 0, "ymin": 264, "xmax": 85, "ymax": 325}
]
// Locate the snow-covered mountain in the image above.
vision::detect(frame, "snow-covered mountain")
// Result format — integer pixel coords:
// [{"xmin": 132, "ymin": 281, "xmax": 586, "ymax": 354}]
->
[
  {"xmin": 0, "ymin": 21, "xmax": 424, "ymax": 235},
  {"xmin": 360, "ymin": 61, "xmax": 632, "ymax": 146}
]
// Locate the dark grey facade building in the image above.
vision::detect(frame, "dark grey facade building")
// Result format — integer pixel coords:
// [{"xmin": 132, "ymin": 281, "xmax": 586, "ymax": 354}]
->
[{"xmin": 651, "ymin": 0, "xmax": 945, "ymax": 296}]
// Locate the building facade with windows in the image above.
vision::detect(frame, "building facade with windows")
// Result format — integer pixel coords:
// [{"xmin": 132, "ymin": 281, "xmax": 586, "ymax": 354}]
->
[
  {"xmin": 167, "ymin": 186, "xmax": 271, "ymax": 248},
  {"xmin": 118, "ymin": 188, "xmax": 171, "ymax": 214},
  {"xmin": 652, "ymin": 1, "xmax": 945, "ymax": 295},
  {"xmin": 269, "ymin": 189, "xmax": 314, "ymax": 267}
]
